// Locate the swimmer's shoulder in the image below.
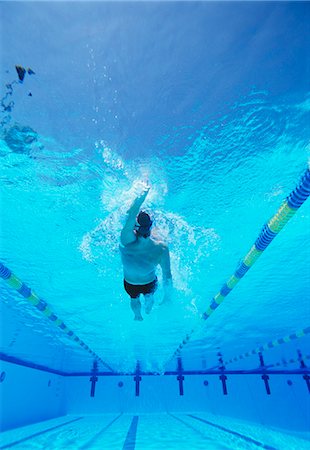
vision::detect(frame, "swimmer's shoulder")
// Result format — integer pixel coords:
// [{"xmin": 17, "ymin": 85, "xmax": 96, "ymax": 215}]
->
[
  {"xmin": 119, "ymin": 239, "xmax": 138, "ymax": 251},
  {"xmin": 150, "ymin": 237, "xmax": 168, "ymax": 253}
]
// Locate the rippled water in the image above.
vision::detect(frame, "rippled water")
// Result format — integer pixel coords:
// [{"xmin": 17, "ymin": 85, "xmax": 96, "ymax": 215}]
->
[
  {"xmin": 1, "ymin": 2, "xmax": 310, "ymax": 374},
  {"xmin": 1, "ymin": 89, "xmax": 309, "ymax": 373}
]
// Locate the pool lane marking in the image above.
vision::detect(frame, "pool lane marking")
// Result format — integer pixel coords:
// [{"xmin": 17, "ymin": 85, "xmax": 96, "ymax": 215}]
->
[
  {"xmin": 79, "ymin": 414, "xmax": 123, "ymax": 450},
  {"xmin": 188, "ymin": 414, "xmax": 277, "ymax": 450},
  {"xmin": 122, "ymin": 416, "xmax": 139, "ymax": 450},
  {"xmin": 168, "ymin": 413, "xmax": 219, "ymax": 444},
  {"xmin": 0, "ymin": 417, "xmax": 83, "ymax": 449},
  {"xmin": 164, "ymin": 167, "xmax": 310, "ymax": 366}
]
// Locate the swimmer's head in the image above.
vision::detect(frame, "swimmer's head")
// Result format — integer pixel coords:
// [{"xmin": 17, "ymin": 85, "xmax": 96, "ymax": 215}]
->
[{"xmin": 135, "ymin": 211, "xmax": 152, "ymax": 238}]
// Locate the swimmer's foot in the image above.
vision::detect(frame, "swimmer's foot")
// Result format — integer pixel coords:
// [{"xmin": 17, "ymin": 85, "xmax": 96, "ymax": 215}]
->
[
  {"xmin": 134, "ymin": 315, "xmax": 143, "ymax": 321},
  {"xmin": 145, "ymin": 297, "xmax": 154, "ymax": 314},
  {"xmin": 160, "ymin": 296, "xmax": 171, "ymax": 306}
]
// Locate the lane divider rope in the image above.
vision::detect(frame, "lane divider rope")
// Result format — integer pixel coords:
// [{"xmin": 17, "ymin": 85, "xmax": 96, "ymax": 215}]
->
[
  {"xmin": 0, "ymin": 264, "xmax": 114, "ymax": 372},
  {"xmin": 224, "ymin": 326, "xmax": 310, "ymax": 366},
  {"xmin": 166, "ymin": 167, "xmax": 310, "ymax": 364},
  {"xmin": 270, "ymin": 353, "xmax": 310, "ymax": 369}
]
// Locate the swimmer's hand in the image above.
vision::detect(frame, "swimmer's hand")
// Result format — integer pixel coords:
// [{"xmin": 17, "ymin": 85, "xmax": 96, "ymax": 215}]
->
[
  {"xmin": 137, "ymin": 181, "xmax": 150, "ymax": 198},
  {"xmin": 138, "ymin": 185, "xmax": 150, "ymax": 200},
  {"xmin": 132, "ymin": 183, "xmax": 150, "ymax": 208}
]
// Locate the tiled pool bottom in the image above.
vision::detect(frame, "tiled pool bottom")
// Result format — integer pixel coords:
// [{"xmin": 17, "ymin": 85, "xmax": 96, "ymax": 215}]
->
[{"xmin": 1, "ymin": 413, "xmax": 309, "ymax": 450}]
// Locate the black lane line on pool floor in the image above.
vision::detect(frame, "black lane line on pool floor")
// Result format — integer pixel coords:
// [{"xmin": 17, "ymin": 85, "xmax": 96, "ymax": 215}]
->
[
  {"xmin": 188, "ymin": 414, "xmax": 277, "ymax": 450},
  {"xmin": 79, "ymin": 414, "xmax": 123, "ymax": 450},
  {"xmin": 0, "ymin": 417, "xmax": 83, "ymax": 449},
  {"xmin": 168, "ymin": 413, "xmax": 222, "ymax": 445},
  {"xmin": 122, "ymin": 416, "xmax": 139, "ymax": 450}
]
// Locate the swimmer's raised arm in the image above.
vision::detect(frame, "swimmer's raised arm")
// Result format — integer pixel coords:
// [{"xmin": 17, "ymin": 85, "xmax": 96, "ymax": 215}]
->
[{"xmin": 120, "ymin": 186, "xmax": 150, "ymax": 246}]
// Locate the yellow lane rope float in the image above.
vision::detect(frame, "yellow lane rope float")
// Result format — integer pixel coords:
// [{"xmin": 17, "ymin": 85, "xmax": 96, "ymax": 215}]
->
[
  {"xmin": 224, "ymin": 326, "xmax": 310, "ymax": 365},
  {"xmin": 0, "ymin": 265, "xmax": 114, "ymax": 371},
  {"xmin": 168, "ymin": 167, "xmax": 310, "ymax": 363}
]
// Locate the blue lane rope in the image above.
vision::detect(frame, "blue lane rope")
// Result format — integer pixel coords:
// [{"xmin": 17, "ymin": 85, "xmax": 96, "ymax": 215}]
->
[
  {"xmin": 224, "ymin": 326, "xmax": 310, "ymax": 366},
  {"xmin": 0, "ymin": 264, "xmax": 114, "ymax": 372},
  {"xmin": 166, "ymin": 167, "xmax": 310, "ymax": 364}
]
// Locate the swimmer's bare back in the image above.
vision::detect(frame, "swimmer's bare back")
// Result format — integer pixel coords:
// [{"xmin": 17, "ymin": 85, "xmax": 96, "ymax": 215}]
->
[{"xmin": 120, "ymin": 237, "xmax": 169, "ymax": 285}]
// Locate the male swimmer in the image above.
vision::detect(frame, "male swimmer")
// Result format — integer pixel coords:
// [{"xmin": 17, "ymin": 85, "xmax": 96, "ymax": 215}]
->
[{"xmin": 119, "ymin": 185, "xmax": 172, "ymax": 320}]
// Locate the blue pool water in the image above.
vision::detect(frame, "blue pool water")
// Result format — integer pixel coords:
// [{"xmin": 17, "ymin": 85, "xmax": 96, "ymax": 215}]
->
[{"xmin": 0, "ymin": 1, "xmax": 310, "ymax": 448}]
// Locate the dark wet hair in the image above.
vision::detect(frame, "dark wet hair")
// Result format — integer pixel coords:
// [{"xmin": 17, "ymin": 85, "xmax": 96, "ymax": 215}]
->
[{"xmin": 136, "ymin": 211, "xmax": 153, "ymax": 238}]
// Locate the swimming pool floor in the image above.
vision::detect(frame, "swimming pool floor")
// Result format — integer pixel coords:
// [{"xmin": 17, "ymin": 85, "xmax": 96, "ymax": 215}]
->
[{"xmin": 1, "ymin": 413, "xmax": 309, "ymax": 449}]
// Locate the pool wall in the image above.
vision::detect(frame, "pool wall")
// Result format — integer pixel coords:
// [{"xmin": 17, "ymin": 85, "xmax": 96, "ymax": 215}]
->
[
  {"xmin": 0, "ymin": 361, "xmax": 65, "ymax": 432},
  {"xmin": 1, "ymin": 360, "xmax": 309, "ymax": 433},
  {"xmin": 65, "ymin": 373, "xmax": 309, "ymax": 430}
]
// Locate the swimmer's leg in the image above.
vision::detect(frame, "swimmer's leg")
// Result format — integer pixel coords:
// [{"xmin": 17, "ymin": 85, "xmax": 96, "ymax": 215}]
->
[
  {"xmin": 144, "ymin": 293, "xmax": 154, "ymax": 314},
  {"xmin": 131, "ymin": 297, "xmax": 143, "ymax": 321}
]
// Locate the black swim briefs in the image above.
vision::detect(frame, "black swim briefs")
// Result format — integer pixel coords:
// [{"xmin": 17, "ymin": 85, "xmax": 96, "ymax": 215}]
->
[{"xmin": 124, "ymin": 278, "xmax": 157, "ymax": 299}]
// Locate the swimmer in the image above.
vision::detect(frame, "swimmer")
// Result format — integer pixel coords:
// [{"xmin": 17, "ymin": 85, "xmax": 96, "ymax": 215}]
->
[{"xmin": 120, "ymin": 185, "xmax": 172, "ymax": 321}]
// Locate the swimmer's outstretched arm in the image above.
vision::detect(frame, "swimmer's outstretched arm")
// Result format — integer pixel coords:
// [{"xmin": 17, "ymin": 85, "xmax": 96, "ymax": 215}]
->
[{"xmin": 121, "ymin": 186, "xmax": 150, "ymax": 246}]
